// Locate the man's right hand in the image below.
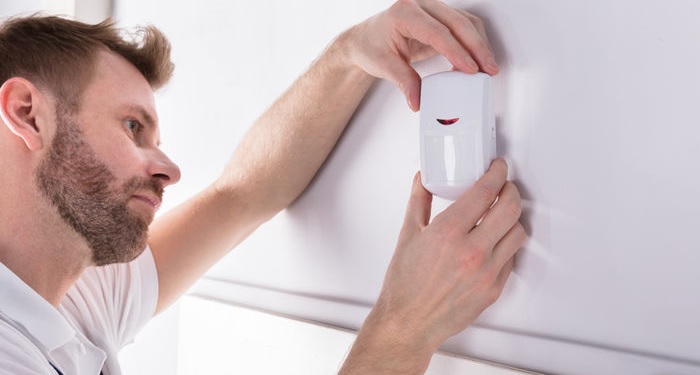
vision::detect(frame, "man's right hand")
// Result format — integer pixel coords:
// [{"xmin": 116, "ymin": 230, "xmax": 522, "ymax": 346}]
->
[{"xmin": 341, "ymin": 158, "xmax": 526, "ymax": 374}]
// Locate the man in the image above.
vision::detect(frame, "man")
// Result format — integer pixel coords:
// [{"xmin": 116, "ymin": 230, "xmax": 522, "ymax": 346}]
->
[{"xmin": 0, "ymin": 0, "xmax": 526, "ymax": 374}]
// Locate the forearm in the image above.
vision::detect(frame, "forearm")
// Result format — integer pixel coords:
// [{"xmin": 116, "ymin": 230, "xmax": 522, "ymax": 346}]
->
[
  {"xmin": 339, "ymin": 306, "xmax": 436, "ymax": 375},
  {"xmin": 150, "ymin": 30, "xmax": 375, "ymax": 313},
  {"xmin": 214, "ymin": 29, "xmax": 375, "ymax": 218}
]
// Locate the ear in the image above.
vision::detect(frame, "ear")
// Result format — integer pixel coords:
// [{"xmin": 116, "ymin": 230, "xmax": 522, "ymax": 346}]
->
[{"xmin": 0, "ymin": 77, "xmax": 50, "ymax": 150}]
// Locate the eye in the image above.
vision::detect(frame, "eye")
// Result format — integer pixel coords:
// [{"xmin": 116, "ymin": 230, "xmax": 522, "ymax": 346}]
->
[{"xmin": 124, "ymin": 118, "xmax": 143, "ymax": 134}]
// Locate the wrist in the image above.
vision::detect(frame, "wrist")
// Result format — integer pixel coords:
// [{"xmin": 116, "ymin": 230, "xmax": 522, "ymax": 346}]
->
[
  {"xmin": 340, "ymin": 304, "xmax": 438, "ymax": 375},
  {"xmin": 322, "ymin": 25, "xmax": 375, "ymax": 87}
]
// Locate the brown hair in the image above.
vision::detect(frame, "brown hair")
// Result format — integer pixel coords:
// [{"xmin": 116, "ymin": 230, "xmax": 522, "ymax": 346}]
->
[{"xmin": 0, "ymin": 15, "xmax": 173, "ymax": 111}]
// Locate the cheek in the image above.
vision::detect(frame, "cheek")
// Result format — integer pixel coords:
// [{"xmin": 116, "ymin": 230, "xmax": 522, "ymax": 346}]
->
[
  {"xmin": 77, "ymin": 117, "xmax": 150, "ymax": 182},
  {"xmin": 92, "ymin": 138, "xmax": 146, "ymax": 179}
]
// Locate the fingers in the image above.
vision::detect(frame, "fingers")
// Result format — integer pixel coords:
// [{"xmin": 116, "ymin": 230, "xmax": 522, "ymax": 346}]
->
[
  {"xmin": 491, "ymin": 256, "xmax": 515, "ymax": 302},
  {"xmin": 491, "ymin": 222, "xmax": 526, "ymax": 269},
  {"xmin": 471, "ymin": 181, "xmax": 522, "ymax": 251},
  {"xmin": 458, "ymin": 10, "xmax": 495, "ymax": 55},
  {"xmin": 350, "ymin": 0, "xmax": 499, "ymax": 111},
  {"xmin": 389, "ymin": 1, "xmax": 498, "ymax": 109},
  {"xmin": 379, "ymin": 166, "xmax": 524, "ymax": 347},
  {"xmin": 419, "ymin": 1, "xmax": 499, "ymax": 75},
  {"xmin": 401, "ymin": 172, "xmax": 433, "ymax": 233},
  {"xmin": 485, "ymin": 224, "xmax": 526, "ymax": 304},
  {"xmin": 434, "ymin": 157, "xmax": 508, "ymax": 230},
  {"xmin": 384, "ymin": 59, "xmax": 422, "ymax": 112},
  {"xmin": 392, "ymin": 2, "xmax": 479, "ymax": 74}
]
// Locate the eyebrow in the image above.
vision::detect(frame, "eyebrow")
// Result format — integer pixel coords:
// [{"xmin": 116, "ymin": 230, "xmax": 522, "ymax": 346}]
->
[{"xmin": 123, "ymin": 104, "xmax": 162, "ymax": 146}]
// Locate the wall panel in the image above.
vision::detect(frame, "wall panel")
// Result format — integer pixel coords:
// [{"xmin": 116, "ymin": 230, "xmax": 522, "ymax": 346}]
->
[{"xmin": 116, "ymin": 1, "xmax": 700, "ymax": 374}]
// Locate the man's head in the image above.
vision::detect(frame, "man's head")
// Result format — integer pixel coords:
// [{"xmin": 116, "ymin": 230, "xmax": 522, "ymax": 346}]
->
[{"xmin": 0, "ymin": 15, "xmax": 181, "ymax": 265}]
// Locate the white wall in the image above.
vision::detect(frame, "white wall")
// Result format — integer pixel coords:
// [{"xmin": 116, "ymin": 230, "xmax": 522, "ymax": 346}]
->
[
  {"xmin": 177, "ymin": 295, "xmax": 531, "ymax": 375},
  {"xmin": 114, "ymin": 0, "xmax": 700, "ymax": 374},
  {"xmin": 0, "ymin": 0, "xmax": 42, "ymax": 18},
  {"xmin": 115, "ymin": 1, "xmax": 700, "ymax": 374},
  {"xmin": 0, "ymin": 0, "xmax": 111, "ymax": 23},
  {"xmin": 4, "ymin": 0, "xmax": 700, "ymax": 374}
]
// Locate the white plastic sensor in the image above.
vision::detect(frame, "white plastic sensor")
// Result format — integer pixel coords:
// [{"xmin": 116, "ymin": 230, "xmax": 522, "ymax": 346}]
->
[{"xmin": 420, "ymin": 71, "xmax": 496, "ymax": 200}]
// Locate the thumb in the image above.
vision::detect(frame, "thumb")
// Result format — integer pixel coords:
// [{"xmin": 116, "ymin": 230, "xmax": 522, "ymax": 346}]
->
[
  {"xmin": 394, "ymin": 69, "xmax": 421, "ymax": 112},
  {"xmin": 401, "ymin": 172, "xmax": 433, "ymax": 234},
  {"xmin": 380, "ymin": 54, "xmax": 422, "ymax": 112}
]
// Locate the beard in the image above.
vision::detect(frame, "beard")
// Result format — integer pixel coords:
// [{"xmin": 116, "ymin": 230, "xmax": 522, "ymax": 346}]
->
[{"xmin": 36, "ymin": 106, "xmax": 163, "ymax": 266}]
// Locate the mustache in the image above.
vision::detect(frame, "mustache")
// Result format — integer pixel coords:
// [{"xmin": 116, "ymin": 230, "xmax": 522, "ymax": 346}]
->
[{"xmin": 123, "ymin": 177, "xmax": 164, "ymax": 200}]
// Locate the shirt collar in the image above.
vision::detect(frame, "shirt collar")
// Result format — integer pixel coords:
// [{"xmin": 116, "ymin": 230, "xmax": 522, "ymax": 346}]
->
[{"xmin": 0, "ymin": 261, "xmax": 76, "ymax": 351}]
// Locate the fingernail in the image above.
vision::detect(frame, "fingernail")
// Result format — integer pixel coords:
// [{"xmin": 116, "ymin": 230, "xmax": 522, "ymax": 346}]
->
[
  {"xmin": 408, "ymin": 93, "xmax": 420, "ymax": 112},
  {"xmin": 486, "ymin": 55, "xmax": 498, "ymax": 71},
  {"xmin": 467, "ymin": 59, "xmax": 479, "ymax": 72}
]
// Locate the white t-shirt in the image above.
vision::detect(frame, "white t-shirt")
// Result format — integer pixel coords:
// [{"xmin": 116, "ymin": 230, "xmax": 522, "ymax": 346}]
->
[{"xmin": 0, "ymin": 248, "xmax": 158, "ymax": 375}]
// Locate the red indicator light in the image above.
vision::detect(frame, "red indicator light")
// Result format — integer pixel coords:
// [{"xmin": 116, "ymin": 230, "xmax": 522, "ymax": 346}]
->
[{"xmin": 437, "ymin": 118, "xmax": 459, "ymax": 125}]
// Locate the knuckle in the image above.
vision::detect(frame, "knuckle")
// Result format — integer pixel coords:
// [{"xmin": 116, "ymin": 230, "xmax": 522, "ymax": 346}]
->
[
  {"xmin": 430, "ymin": 230, "xmax": 453, "ymax": 249},
  {"xmin": 513, "ymin": 223, "xmax": 528, "ymax": 244},
  {"xmin": 480, "ymin": 265, "xmax": 499, "ymax": 286},
  {"xmin": 502, "ymin": 183, "xmax": 523, "ymax": 218},
  {"xmin": 486, "ymin": 286, "xmax": 502, "ymax": 305},
  {"xmin": 392, "ymin": 0, "xmax": 420, "ymax": 18},
  {"xmin": 468, "ymin": 14, "xmax": 485, "ymax": 28},
  {"xmin": 430, "ymin": 220, "xmax": 459, "ymax": 240},
  {"xmin": 474, "ymin": 181, "xmax": 500, "ymax": 205},
  {"xmin": 506, "ymin": 181, "xmax": 522, "ymax": 200},
  {"xmin": 505, "ymin": 197, "xmax": 522, "ymax": 220},
  {"xmin": 474, "ymin": 39, "xmax": 491, "ymax": 55},
  {"xmin": 424, "ymin": 22, "xmax": 451, "ymax": 46},
  {"xmin": 427, "ymin": 224, "xmax": 463, "ymax": 250},
  {"xmin": 392, "ymin": 0, "xmax": 410, "ymax": 10},
  {"xmin": 459, "ymin": 242, "xmax": 488, "ymax": 268}
]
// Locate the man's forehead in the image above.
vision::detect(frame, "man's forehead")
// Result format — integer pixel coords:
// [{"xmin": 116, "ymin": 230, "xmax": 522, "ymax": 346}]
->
[
  {"xmin": 81, "ymin": 50, "xmax": 159, "ymax": 118},
  {"xmin": 88, "ymin": 50, "xmax": 157, "ymax": 104}
]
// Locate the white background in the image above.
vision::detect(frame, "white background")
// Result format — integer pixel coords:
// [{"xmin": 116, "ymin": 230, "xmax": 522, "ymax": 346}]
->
[
  {"xmin": 119, "ymin": 1, "xmax": 699, "ymax": 374},
  {"xmin": 3, "ymin": 1, "xmax": 700, "ymax": 374}
]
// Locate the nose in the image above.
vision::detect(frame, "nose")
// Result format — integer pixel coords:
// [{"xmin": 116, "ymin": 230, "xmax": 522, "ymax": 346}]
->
[{"xmin": 147, "ymin": 148, "xmax": 181, "ymax": 187}]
